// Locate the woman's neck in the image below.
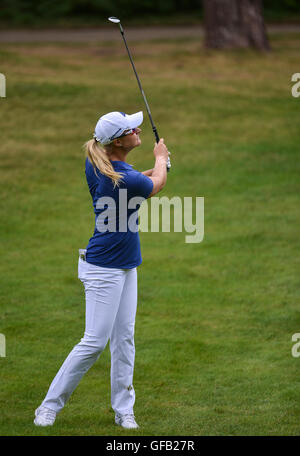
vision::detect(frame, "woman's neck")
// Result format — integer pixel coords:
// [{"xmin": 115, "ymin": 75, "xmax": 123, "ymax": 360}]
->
[{"xmin": 107, "ymin": 147, "xmax": 128, "ymax": 162}]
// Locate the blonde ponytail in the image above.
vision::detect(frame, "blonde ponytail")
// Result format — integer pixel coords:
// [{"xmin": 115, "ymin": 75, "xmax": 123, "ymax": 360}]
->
[{"xmin": 84, "ymin": 139, "xmax": 124, "ymax": 188}]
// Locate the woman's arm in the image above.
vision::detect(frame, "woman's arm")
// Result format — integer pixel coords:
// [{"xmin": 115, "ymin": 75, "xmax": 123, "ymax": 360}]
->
[
  {"xmin": 141, "ymin": 169, "xmax": 153, "ymax": 176},
  {"xmin": 147, "ymin": 139, "xmax": 168, "ymax": 197}
]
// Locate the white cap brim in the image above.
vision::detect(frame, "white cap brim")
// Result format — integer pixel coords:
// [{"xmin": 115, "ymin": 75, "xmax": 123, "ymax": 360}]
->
[{"xmin": 126, "ymin": 111, "xmax": 143, "ymax": 129}]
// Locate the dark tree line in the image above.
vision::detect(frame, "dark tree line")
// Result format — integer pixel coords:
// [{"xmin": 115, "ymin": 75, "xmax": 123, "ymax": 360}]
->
[{"xmin": 0, "ymin": 0, "xmax": 299, "ymax": 25}]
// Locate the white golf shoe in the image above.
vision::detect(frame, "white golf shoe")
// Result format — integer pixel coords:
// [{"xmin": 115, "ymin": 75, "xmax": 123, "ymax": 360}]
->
[
  {"xmin": 115, "ymin": 413, "xmax": 139, "ymax": 429},
  {"xmin": 34, "ymin": 406, "xmax": 57, "ymax": 426}
]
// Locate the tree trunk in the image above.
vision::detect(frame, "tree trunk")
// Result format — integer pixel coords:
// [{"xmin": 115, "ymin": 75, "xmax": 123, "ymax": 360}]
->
[{"xmin": 203, "ymin": 0, "xmax": 270, "ymax": 51}]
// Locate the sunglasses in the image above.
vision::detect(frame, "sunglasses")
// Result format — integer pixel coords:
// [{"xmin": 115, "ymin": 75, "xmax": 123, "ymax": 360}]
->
[{"xmin": 117, "ymin": 128, "xmax": 139, "ymax": 139}]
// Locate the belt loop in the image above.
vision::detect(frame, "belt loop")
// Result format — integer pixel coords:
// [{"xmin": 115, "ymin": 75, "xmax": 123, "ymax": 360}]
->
[{"xmin": 79, "ymin": 249, "xmax": 87, "ymax": 261}]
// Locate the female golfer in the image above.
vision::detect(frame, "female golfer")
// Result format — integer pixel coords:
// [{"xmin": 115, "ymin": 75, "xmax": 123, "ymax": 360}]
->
[{"xmin": 34, "ymin": 111, "xmax": 169, "ymax": 429}]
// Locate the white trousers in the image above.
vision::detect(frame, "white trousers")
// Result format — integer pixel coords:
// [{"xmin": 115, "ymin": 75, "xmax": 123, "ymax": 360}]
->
[{"xmin": 41, "ymin": 257, "xmax": 138, "ymax": 416}]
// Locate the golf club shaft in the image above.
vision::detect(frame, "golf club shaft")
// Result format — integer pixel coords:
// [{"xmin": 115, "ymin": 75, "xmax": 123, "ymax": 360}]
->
[
  {"xmin": 118, "ymin": 24, "xmax": 160, "ymax": 143},
  {"xmin": 109, "ymin": 18, "xmax": 170, "ymax": 171}
]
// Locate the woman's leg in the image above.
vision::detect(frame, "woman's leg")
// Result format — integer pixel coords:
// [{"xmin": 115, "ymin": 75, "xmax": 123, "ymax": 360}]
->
[
  {"xmin": 40, "ymin": 260, "xmax": 127, "ymax": 413},
  {"xmin": 110, "ymin": 267, "xmax": 138, "ymax": 416}
]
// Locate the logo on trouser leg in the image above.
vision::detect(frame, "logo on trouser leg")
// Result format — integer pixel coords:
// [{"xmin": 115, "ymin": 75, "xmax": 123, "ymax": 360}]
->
[{"xmin": 127, "ymin": 385, "xmax": 133, "ymax": 391}]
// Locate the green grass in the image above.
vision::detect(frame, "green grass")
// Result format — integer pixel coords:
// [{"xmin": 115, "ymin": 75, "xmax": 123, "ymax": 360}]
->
[{"xmin": 0, "ymin": 33, "xmax": 299, "ymax": 436}]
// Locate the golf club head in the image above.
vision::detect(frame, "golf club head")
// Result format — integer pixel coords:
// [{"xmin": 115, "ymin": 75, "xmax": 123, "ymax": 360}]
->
[{"xmin": 108, "ymin": 16, "xmax": 120, "ymax": 24}]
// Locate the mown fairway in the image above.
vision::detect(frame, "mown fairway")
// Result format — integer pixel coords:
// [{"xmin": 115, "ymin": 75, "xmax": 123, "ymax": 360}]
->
[{"xmin": 0, "ymin": 31, "xmax": 299, "ymax": 436}]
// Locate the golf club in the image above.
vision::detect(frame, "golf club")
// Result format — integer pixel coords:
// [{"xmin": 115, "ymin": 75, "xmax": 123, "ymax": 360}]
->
[{"xmin": 108, "ymin": 16, "xmax": 171, "ymax": 171}]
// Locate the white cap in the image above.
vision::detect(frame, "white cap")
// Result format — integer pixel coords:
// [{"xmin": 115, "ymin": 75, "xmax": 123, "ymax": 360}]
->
[{"xmin": 93, "ymin": 111, "xmax": 143, "ymax": 145}]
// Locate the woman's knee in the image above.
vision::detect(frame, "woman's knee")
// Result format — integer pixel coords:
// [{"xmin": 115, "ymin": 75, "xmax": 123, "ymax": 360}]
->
[{"xmin": 76, "ymin": 334, "xmax": 108, "ymax": 356}]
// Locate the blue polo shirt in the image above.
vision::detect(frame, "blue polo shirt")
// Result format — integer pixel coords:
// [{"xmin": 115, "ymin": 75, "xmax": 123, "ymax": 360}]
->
[{"xmin": 84, "ymin": 158, "xmax": 153, "ymax": 269}]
